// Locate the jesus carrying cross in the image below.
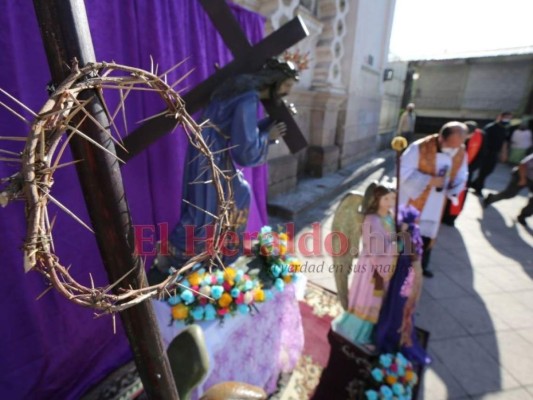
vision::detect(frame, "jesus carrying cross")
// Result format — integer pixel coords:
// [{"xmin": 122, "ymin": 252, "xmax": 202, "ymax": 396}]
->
[{"xmin": 149, "ymin": 58, "xmax": 301, "ymax": 280}]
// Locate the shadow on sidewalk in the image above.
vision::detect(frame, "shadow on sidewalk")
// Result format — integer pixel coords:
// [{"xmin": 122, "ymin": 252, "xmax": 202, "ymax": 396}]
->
[
  {"xmin": 416, "ymin": 224, "xmax": 503, "ymax": 398},
  {"xmin": 479, "ymin": 191, "xmax": 533, "ymax": 281}
]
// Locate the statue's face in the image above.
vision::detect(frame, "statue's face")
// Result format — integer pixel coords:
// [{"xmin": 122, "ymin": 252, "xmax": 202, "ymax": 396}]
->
[
  {"xmin": 379, "ymin": 192, "xmax": 396, "ymax": 213},
  {"xmin": 277, "ymin": 78, "xmax": 296, "ymax": 98}
]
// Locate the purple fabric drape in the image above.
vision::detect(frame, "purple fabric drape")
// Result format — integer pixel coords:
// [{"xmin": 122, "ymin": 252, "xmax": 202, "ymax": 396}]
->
[{"xmin": 0, "ymin": 1, "xmax": 266, "ymax": 399}]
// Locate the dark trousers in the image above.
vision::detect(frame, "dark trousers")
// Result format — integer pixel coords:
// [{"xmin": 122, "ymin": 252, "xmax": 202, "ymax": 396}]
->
[
  {"xmin": 421, "ymin": 236, "xmax": 433, "ymax": 271},
  {"xmin": 401, "ymin": 131, "xmax": 414, "ymax": 144},
  {"xmin": 487, "ymin": 170, "xmax": 533, "ymax": 217},
  {"xmin": 472, "ymin": 153, "xmax": 498, "ymax": 191}
]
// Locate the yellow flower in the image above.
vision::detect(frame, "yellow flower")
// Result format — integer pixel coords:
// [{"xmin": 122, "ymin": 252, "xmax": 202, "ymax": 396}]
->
[
  {"xmin": 283, "ymin": 275, "xmax": 292, "ymax": 283},
  {"xmin": 218, "ymin": 293, "xmax": 233, "ymax": 308},
  {"xmin": 385, "ymin": 375, "xmax": 397, "ymax": 385},
  {"xmin": 405, "ymin": 370, "xmax": 415, "ymax": 382},
  {"xmin": 254, "ymin": 289, "xmax": 265, "ymax": 302},
  {"xmin": 391, "ymin": 136, "xmax": 408, "ymax": 152},
  {"xmin": 290, "ymin": 260, "xmax": 302, "ymax": 272},
  {"xmin": 280, "ymin": 245, "xmax": 287, "ymax": 255},
  {"xmin": 187, "ymin": 272, "xmax": 202, "ymax": 286},
  {"xmin": 223, "ymin": 267, "xmax": 237, "ymax": 283},
  {"xmin": 279, "ymin": 233, "xmax": 288, "ymax": 241},
  {"xmin": 171, "ymin": 304, "xmax": 189, "ymax": 320}
]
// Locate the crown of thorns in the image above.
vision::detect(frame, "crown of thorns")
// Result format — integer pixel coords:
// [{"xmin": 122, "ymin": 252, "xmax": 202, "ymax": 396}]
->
[{"xmin": 0, "ymin": 59, "xmax": 235, "ymax": 318}]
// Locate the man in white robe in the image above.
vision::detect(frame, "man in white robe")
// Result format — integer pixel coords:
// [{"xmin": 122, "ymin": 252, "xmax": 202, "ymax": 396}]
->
[{"xmin": 399, "ymin": 121, "xmax": 468, "ymax": 277}]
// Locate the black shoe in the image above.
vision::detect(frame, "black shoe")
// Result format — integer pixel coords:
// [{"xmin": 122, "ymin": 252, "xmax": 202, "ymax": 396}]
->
[
  {"xmin": 517, "ymin": 215, "xmax": 529, "ymax": 227},
  {"xmin": 483, "ymin": 194, "xmax": 493, "ymax": 209},
  {"xmin": 442, "ymin": 219, "xmax": 455, "ymax": 227},
  {"xmin": 422, "ymin": 269, "xmax": 434, "ymax": 278}
]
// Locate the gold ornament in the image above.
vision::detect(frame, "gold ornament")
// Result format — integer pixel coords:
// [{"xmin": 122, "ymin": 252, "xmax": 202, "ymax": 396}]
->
[{"xmin": 391, "ymin": 136, "xmax": 408, "ymax": 152}]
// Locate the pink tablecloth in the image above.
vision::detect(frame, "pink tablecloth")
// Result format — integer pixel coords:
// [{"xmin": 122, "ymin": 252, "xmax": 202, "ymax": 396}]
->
[{"xmin": 152, "ymin": 283, "xmax": 304, "ymax": 397}]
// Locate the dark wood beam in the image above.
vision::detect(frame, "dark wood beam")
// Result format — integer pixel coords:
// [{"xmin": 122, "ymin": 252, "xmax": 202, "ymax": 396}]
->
[
  {"xmin": 117, "ymin": 4, "xmax": 309, "ymax": 162},
  {"xmin": 31, "ymin": 1, "xmax": 179, "ymax": 398}
]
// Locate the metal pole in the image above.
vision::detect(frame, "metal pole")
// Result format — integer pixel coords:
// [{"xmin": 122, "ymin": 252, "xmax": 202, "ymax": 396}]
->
[{"xmin": 32, "ymin": 1, "xmax": 178, "ymax": 398}]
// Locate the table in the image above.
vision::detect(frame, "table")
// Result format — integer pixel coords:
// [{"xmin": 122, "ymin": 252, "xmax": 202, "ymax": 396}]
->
[{"xmin": 152, "ymin": 277, "xmax": 306, "ymax": 397}]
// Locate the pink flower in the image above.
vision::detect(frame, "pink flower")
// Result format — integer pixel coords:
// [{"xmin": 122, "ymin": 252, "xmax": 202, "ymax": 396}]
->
[
  {"xmin": 223, "ymin": 282, "xmax": 232, "ymax": 291},
  {"xmin": 211, "ymin": 276, "xmax": 218, "ymax": 284},
  {"xmin": 191, "ymin": 285, "xmax": 199, "ymax": 292},
  {"xmin": 235, "ymin": 293, "xmax": 245, "ymax": 304},
  {"xmin": 390, "ymin": 363, "xmax": 398, "ymax": 373},
  {"xmin": 217, "ymin": 308, "xmax": 228, "ymax": 316},
  {"xmin": 199, "ymin": 297, "xmax": 208, "ymax": 305}
]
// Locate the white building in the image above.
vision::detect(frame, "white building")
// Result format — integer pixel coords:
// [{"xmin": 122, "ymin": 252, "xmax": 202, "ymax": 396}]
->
[{"xmin": 232, "ymin": 0, "xmax": 398, "ymax": 195}]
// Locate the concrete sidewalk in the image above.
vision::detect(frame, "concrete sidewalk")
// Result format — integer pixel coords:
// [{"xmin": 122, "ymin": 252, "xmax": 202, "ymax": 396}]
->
[{"xmin": 269, "ymin": 158, "xmax": 533, "ymax": 399}]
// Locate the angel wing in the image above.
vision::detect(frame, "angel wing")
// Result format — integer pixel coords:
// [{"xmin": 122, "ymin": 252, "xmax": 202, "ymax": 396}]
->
[{"xmin": 330, "ymin": 191, "xmax": 365, "ymax": 310}]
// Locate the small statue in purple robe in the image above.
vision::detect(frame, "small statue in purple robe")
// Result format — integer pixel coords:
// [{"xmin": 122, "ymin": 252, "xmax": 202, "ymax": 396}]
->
[{"xmin": 150, "ymin": 59, "xmax": 299, "ymax": 279}]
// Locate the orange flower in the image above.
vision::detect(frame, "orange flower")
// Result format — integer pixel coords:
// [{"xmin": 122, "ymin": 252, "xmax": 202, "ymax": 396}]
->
[
  {"xmin": 187, "ymin": 272, "xmax": 202, "ymax": 286},
  {"xmin": 290, "ymin": 261, "xmax": 302, "ymax": 272},
  {"xmin": 279, "ymin": 233, "xmax": 288, "ymax": 241},
  {"xmin": 171, "ymin": 304, "xmax": 189, "ymax": 320},
  {"xmin": 385, "ymin": 375, "xmax": 397, "ymax": 385},
  {"xmin": 254, "ymin": 289, "xmax": 265, "ymax": 302},
  {"xmin": 405, "ymin": 370, "xmax": 415, "ymax": 382},
  {"xmin": 280, "ymin": 245, "xmax": 287, "ymax": 255},
  {"xmin": 283, "ymin": 275, "xmax": 292, "ymax": 283},
  {"xmin": 218, "ymin": 293, "xmax": 233, "ymax": 308}
]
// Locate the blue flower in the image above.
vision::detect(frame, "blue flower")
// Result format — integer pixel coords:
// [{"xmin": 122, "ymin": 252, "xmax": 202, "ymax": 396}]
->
[
  {"xmin": 280, "ymin": 264, "xmax": 290, "ymax": 277},
  {"xmin": 216, "ymin": 271, "xmax": 224, "ymax": 284},
  {"xmin": 379, "ymin": 385, "xmax": 394, "ymax": 399},
  {"xmin": 244, "ymin": 280, "xmax": 254, "ymax": 291},
  {"xmin": 392, "ymin": 382, "xmax": 405, "ymax": 396},
  {"xmin": 271, "ymin": 265, "xmax": 281, "ymax": 278},
  {"xmin": 235, "ymin": 270, "xmax": 244, "ymax": 283},
  {"xmin": 201, "ymin": 276, "xmax": 211, "ymax": 286},
  {"xmin": 180, "ymin": 289, "xmax": 195, "ymax": 305},
  {"xmin": 364, "ymin": 390, "xmax": 379, "ymax": 400},
  {"xmin": 168, "ymin": 295, "xmax": 181, "ymax": 306},
  {"xmin": 395, "ymin": 352, "xmax": 408, "ymax": 367},
  {"xmin": 237, "ymin": 304, "xmax": 250, "ymax": 315},
  {"xmin": 265, "ymin": 289, "xmax": 274, "ymax": 301},
  {"xmin": 211, "ymin": 285, "xmax": 224, "ymax": 300},
  {"xmin": 191, "ymin": 306, "xmax": 205, "ymax": 320},
  {"xmin": 231, "ymin": 288, "xmax": 241, "ymax": 298},
  {"xmin": 380, "ymin": 354, "xmax": 393, "ymax": 368},
  {"xmin": 397, "ymin": 366, "xmax": 406, "ymax": 377},
  {"xmin": 371, "ymin": 368, "xmax": 384, "ymax": 382},
  {"xmin": 204, "ymin": 304, "xmax": 217, "ymax": 321},
  {"xmin": 274, "ymin": 278, "xmax": 285, "ymax": 292},
  {"xmin": 180, "ymin": 280, "xmax": 191, "ymax": 288},
  {"xmin": 260, "ymin": 226, "xmax": 272, "ymax": 234}
]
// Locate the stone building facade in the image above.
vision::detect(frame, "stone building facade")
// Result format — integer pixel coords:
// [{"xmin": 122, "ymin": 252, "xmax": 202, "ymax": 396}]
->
[
  {"xmin": 231, "ymin": 0, "xmax": 397, "ymax": 196},
  {"xmin": 405, "ymin": 50, "xmax": 533, "ymax": 133}
]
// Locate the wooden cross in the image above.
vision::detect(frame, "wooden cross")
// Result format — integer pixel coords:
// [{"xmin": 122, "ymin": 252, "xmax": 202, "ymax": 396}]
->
[
  {"xmin": 117, "ymin": 0, "xmax": 309, "ymax": 162},
  {"xmin": 28, "ymin": 1, "xmax": 308, "ymax": 398}
]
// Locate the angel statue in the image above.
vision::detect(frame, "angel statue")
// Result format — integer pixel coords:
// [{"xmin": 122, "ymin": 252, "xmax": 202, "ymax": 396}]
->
[{"xmin": 330, "ymin": 179, "xmax": 430, "ymax": 366}]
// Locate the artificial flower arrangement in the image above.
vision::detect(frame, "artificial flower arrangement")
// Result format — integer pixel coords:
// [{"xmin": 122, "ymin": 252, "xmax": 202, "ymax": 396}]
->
[
  {"xmin": 365, "ymin": 353, "xmax": 418, "ymax": 400},
  {"xmin": 167, "ymin": 226, "xmax": 301, "ymax": 324},
  {"xmin": 248, "ymin": 225, "xmax": 301, "ymax": 289}
]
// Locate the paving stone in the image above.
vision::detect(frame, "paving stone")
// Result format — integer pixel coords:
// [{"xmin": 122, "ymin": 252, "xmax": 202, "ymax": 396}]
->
[
  {"xmin": 430, "ymin": 336, "xmax": 520, "ymax": 396},
  {"xmin": 477, "ymin": 331, "xmax": 533, "ymax": 386}
]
